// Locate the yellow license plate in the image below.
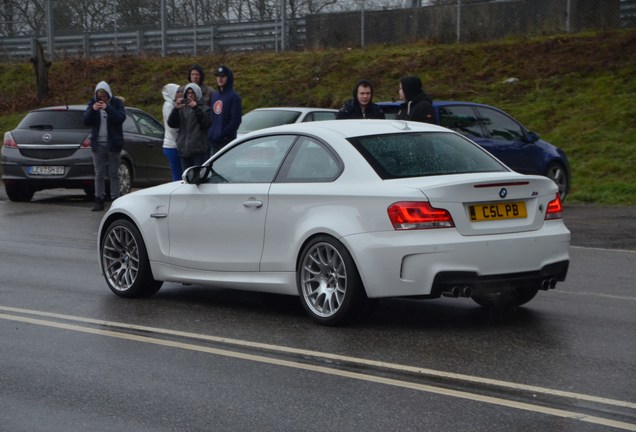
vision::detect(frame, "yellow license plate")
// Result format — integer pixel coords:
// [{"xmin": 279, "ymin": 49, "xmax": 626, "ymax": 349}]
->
[{"xmin": 469, "ymin": 202, "xmax": 527, "ymax": 222}]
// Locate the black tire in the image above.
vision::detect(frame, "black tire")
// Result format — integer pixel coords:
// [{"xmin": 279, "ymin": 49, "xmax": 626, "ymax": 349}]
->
[
  {"xmin": 545, "ymin": 162, "xmax": 569, "ymax": 201},
  {"xmin": 5, "ymin": 182, "xmax": 34, "ymax": 202},
  {"xmin": 84, "ymin": 184, "xmax": 95, "ymax": 199},
  {"xmin": 100, "ymin": 218, "xmax": 162, "ymax": 298},
  {"xmin": 297, "ymin": 235, "xmax": 369, "ymax": 326},
  {"xmin": 472, "ymin": 285, "xmax": 539, "ymax": 309}
]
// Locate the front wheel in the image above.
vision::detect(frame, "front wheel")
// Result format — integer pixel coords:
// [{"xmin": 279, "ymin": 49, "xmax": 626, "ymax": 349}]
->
[
  {"xmin": 101, "ymin": 218, "xmax": 162, "ymax": 298},
  {"xmin": 297, "ymin": 235, "xmax": 369, "ymax": 326}
]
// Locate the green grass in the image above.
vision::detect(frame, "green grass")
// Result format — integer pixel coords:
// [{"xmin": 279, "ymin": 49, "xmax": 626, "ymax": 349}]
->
[{"xmin": 1, "ymin": 29, "xmax": 635, "ymax": 204}]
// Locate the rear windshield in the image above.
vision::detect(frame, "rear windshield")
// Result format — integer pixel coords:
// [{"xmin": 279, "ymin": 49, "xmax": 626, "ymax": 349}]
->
[
  {"xmin": 238, "ymin": 110, "xmax": 302, "ymax": 134},
  {"xmin": 348, "ymin": 131, "xmax": 507, "ymax": 179},
  {"xmin": 18, "ymin": 110, "xmax": 87, "ymax": 131}
]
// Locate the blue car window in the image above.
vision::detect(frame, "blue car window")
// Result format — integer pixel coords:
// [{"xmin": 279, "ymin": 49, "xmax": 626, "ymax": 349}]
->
[
  {"xmin": 477, "ymin": 107, "xmax": 525, "ymax": 141},
  {"xmin": 438, "ymin": 106, "xmax": 485, "ymax": 138}
]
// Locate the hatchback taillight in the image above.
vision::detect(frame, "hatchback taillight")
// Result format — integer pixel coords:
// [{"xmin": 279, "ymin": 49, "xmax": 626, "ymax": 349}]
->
[
  {"xmin": 81, "ymin": 134, "xmax": 92, "ymax": 148},
  {"xmin": 3, "ymin": 132, "xmax": 17, "ymax": 148},
  {"xmin": 545, "ymin": 193, "xmax": 563, "ymax": 220},
  {"xmin": 388, "ymin": 201, "xmax": 455, "ymax": 230}
]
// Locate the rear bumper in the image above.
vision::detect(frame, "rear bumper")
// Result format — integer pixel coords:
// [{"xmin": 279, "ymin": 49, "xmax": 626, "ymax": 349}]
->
[
  {"xmin": 343, "ymin": 221, "xmax": 571, "ymax": 298},
  {"xmin": 429, "ymin": 260, "xmax": 568, "ymax": 299},
  {"xmin": 2, "ymin": 160, "xmax": 94, "ymax": 191}
]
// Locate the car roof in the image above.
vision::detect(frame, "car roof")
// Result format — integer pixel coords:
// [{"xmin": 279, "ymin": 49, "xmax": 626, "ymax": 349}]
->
[
  {"xmin": 377, "ymin": 100, "xmax": 499, "ymax": 110},
  {"xmin": 247, "ymin": 107, "xmax": 338, "ymax": 113},
  {"xmin": 29, "ymin": 104, "xmax": 144, "ymax": 112},
  {"xmin": 243, "ymin": 119, "xmax": 449, "ymax": 139}
]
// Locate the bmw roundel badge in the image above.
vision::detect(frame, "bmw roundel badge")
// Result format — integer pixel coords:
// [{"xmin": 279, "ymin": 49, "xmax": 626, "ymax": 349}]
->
[{"xmin": 499, "ymin": 188, "xmax": 508, "ymax": 198}]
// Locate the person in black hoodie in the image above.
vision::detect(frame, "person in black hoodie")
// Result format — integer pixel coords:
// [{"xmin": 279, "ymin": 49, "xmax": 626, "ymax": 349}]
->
[
  {"xmin": 178, "ymin": 64, "xmax": 214, "ymax": 106},
  {"xmin": 396, "ymin": 76, "xmax": 436, "ymax": 124},
  {"xmin": 336, "ymin": 79, "xmax": 385, "ymax": 120}
]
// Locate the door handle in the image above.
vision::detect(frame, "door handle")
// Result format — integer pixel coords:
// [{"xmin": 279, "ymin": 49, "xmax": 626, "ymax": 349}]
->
[{"xmin": 243, "ymin": 199, "xmax": 263, "ymax": 208}]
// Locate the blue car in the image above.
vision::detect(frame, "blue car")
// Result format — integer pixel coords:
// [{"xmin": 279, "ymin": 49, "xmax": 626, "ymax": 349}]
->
[{"xmin": 377, "ymin": 101, "xmax": 570, "ymax": 200}]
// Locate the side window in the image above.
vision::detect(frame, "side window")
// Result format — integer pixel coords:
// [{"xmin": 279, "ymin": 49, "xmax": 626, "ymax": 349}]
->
[
  {"xmin": 438, "ymin": 106, "xmax": 484, "ymax": 138},
  {"xmin": 123, "ymin": 114, "xmax": 138, "ymax": 133},
  {"xmin": 207, "ymin": 135, "xmax": 296, "ymax": 183},
  {"xmin": 477, "ymin": 107, "xmax": 525, "ymax": 141},
  {"xmin": 282, "ymin": 137, "xmax": 340, "ymax": 182},
  {"xmin": 132, "ymin": 111, "xmax": 164, "ymax": 138}
]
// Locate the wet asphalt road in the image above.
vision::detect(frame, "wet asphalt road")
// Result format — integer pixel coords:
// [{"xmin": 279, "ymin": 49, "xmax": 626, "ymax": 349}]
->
[{"xmin": 0, "ymin": 189, "xmax": 635, "ymax": 432}]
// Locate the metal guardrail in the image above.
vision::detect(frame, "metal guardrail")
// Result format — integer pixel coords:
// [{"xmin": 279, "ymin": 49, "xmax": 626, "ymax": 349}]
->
[
  {"xmin": 0, "ymin": 0, "xmax": 632, "ymax": 61},
  {"xmin": 0, "ymin": 20, "xmax": 297, "ymax": 60}
]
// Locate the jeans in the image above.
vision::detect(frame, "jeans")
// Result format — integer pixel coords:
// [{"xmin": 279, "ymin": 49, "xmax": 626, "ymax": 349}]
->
[
  {"xmin": 92, "ymin": 145, "xmax": 121, "ymax": 200},
  {"xmin": 163, "ymin": 147, "xmax": 183, "ymax": 181}
]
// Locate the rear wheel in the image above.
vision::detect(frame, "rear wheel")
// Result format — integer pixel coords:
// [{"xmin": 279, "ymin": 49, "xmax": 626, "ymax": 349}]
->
[
  {"xmin": 546, "ymin": 162, "xmax": 568, "ymax": 201},
  {"xmin": 472, "ymin": 285, "xmax": 539, "ymax": 309},
  {"xmin": 297, "ymin": 235, "xmax": 371, "ymax": 326},
  {"xmin": 100, "ymin": 218, "xmax": 162, "ymax": 298},
  {"xmin": 83, "ymin": 184, "xmax": 95, "ymax": 199},
  {"xmin": 119, "ymin": 161, "xmax": 132, "ymax": 196},
  {"xmin": 5, "ymin": 182, "xmax": 34, "ymax": 202}
]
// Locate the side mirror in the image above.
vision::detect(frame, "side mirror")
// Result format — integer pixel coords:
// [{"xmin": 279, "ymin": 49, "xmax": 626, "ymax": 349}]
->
[
  {"xmin": 526, "ymin": 131, "xmax": 540, "ymax": 143},
  {"xmin": 182, "ymin": 165, "xmax": 210, "ymax": 185}
]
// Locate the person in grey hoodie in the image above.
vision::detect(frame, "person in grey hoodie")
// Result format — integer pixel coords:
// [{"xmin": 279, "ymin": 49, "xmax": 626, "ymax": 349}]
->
[
  {"xmin": 168, "ymin": 83, "xmax": 212, "ymax": 171},
  {"xmin": 82, "ymin": 80, "xmax": 126, "ymax": 211}
]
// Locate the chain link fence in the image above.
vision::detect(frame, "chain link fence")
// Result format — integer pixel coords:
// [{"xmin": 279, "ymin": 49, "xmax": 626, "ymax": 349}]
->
[{"xmin": 0, "ymin": 0, "xmax": 630, "ymax": 60}]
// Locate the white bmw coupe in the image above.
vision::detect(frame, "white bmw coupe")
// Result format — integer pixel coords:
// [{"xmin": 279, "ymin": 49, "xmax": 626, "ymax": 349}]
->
[{"xmin": 98, "ymin": 120, "xmax": 570, "ymax": 325}]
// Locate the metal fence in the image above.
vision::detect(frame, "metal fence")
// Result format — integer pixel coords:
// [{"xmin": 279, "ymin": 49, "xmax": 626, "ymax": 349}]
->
[{"xmin": 0, "ymin": 0, "xmax": 631, "ymax": 61}]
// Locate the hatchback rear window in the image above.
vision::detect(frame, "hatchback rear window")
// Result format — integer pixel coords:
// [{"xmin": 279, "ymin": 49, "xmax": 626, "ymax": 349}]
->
[
  {"xmin": 349, "ymin": 131, "xmax": 507, "ymax": 179},
  {"xmin": 18, "ymin": 110, "xmax": 87, "ymax": 131}
]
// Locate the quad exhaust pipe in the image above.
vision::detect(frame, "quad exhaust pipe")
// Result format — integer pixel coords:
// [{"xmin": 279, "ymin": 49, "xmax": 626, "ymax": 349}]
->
[
  {"xmin": 442, "ymin": 286, "xmax": 472, "ymax": 298},
  {"xmin": 540, "ymin": 278, "xmax": 557, "ymax": 290}
]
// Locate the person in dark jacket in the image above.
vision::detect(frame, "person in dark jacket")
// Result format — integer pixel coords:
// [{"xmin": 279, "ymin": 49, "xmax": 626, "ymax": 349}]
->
[
  {"xmin": 168, "ymin": 83, "xmax": 213, "ymax": 171},
  {"xmin": 178, "ymin": 64, "xmax": 214, "ymax": 106},
  {"xmin": 207, "ymin": 65, "xmax": 242, "ymax": 156},
  {"xmin": 396, "ymin": 76, "xmax": 436, "ymax": 124},
  {"xmin": 336, "ymin": 79, "xmax": 385, "ymax": 120},
  {"xmin": 82, "ymin": 80, "xmax": 126, "ymax": 211}
]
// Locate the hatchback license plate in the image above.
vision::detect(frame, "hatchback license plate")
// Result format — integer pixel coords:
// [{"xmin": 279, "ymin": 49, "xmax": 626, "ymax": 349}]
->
[
  {"xmin": 29, "ymin": 165, "xmax": 64, "ymax": 175},
  {"xmin": 469, "ymin": 202, "xmax": 527, "ymax": 222}
]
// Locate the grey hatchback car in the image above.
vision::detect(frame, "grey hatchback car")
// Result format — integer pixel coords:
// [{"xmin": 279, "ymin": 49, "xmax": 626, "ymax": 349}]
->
[{"xmin": 2, "ymin": 105, "xmax": 172, "ymax": 202}]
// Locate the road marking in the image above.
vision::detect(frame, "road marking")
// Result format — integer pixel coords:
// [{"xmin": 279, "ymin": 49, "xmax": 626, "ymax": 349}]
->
[{"xmin": 1, "ymin": 306, "xmax": 635, "ymax": 430}]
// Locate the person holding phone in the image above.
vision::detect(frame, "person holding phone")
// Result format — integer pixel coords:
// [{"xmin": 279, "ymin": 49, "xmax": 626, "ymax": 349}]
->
[
  {"xmin": 82, "ymin": 81, "xmax": 126, "ymax": 211},
  {"xmin": 168, "ymin": 83, "xmax": 212, "ymax": 171}
]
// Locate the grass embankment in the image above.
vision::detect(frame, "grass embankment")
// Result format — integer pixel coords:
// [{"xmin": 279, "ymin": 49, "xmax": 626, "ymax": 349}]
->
[{"xmin": 1, "ymin": 29, "xmax": 635, "ymax": 204}]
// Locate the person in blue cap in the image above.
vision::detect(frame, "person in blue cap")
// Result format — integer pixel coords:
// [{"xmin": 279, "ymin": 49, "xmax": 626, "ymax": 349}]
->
[{"xmin": 207, "ymin": 65, "xmax": 242, "ymax": 156}]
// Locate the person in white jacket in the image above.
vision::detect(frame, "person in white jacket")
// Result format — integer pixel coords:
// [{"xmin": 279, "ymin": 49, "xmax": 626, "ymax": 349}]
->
[{"xmin": 162, "ymin": 83, "xmax": 182, "ymax": 181}]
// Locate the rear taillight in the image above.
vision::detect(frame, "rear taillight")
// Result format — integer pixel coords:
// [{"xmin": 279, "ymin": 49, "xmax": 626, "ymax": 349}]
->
[
  {"xmin": 3, "ymin": 132, "xmax": 17, "ymax": 148},
  {"xmin": 545, "ymin": 193, "xmax": 563, "ymax": 220},
  {"xmin": 388, "ymin": 201, "xmax": 455, "ymax": 230},
  {"xmin": 81, "ymin": 134, "xmax": 92, "ymax": 148}
]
